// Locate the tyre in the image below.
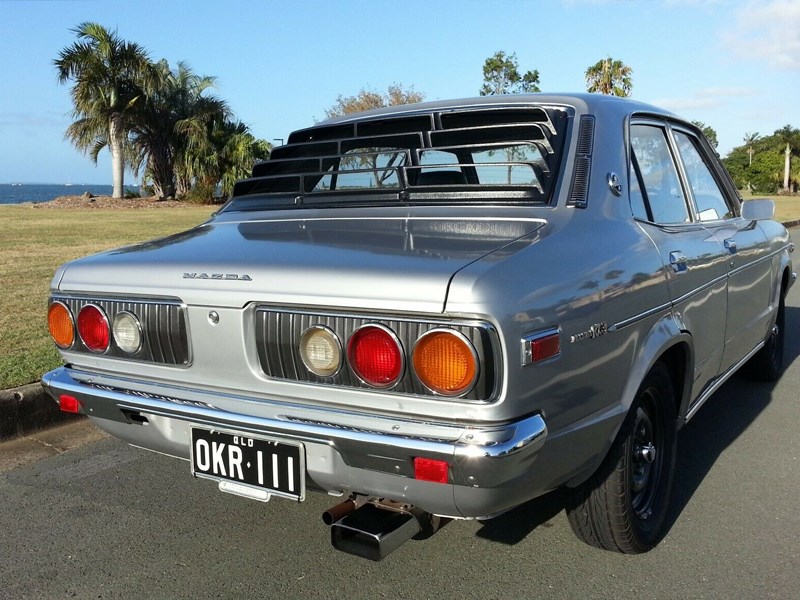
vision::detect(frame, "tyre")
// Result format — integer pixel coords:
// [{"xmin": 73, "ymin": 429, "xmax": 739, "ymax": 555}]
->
[
  {"xmin": 743, "ymin": 293, "xmax": 785, "ymax": 382},
  {"xmin": 566, "ymin": 362, "xmax": 677, "ymax": 553}
]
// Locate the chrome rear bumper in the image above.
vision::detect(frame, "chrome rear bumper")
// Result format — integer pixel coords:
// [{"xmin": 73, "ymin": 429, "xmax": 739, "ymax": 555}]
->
[{"xmin": 42, "ymin": 366, "xmax": 547, "ymax": 518}]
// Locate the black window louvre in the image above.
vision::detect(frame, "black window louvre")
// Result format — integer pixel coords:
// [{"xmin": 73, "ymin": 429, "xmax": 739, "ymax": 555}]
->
[{"xmin": 228, "ymin": 105, "xmax": 572, "ymax": 209}]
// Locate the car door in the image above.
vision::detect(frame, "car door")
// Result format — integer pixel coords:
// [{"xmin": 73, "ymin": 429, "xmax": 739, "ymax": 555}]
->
[
  {"xmin": 629, "ymin": 122, "xmax": 728, "ymax": 398},
  {"xmin": 670, "ymin": 128, "xmax": 773, "ymax": 374}
]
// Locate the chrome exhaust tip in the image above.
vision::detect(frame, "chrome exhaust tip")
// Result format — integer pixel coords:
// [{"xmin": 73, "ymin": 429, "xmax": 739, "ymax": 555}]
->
[{"xmin": 329, "ymin": 503, "xmax": 424, "ymax": 561}]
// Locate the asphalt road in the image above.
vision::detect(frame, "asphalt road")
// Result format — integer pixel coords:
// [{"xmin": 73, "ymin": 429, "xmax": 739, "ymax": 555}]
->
[{"xmin": 2, "ymin": 286, "xmax": 799, "ymax": 599}]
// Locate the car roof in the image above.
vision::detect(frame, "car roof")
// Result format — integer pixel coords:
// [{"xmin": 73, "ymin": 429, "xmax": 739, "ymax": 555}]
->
[{"xmin": 316, "ymin": 93, "xmax": 675, "ymax": 127}]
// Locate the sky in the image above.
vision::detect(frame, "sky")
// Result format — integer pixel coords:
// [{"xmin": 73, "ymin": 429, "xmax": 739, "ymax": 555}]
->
[{"xmin": 0, "ymin": 0, "xmax": 798, "ymax": 184}]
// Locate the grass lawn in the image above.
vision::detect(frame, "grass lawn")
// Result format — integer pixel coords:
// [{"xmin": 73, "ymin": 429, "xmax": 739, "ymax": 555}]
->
[
  {"xmin": 0, "ymin": 204, "xmax": 215, "ymax": 389},
  {"xmin": 1, "ymin": 197, "xmax": 798, "ymax": 390}
]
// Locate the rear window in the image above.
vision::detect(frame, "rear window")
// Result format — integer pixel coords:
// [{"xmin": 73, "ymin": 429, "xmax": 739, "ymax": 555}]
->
[{"xmin": 227, "ymin": 106, "xmax": 570, "ymax": 211}]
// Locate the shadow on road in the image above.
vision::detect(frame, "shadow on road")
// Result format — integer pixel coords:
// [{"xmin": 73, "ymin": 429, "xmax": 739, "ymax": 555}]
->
[{"xmin": 475, "ymin": 305, "xmax": 799, "ymax": 546}]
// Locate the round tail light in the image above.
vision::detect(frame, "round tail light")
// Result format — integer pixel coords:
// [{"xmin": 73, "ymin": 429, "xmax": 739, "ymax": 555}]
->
[
  {"xmin": 347, "ymin": 324, "xmax": 404, "ymax": 388},
  {"xmin": 299, "ymin": 326, "xmax": 342, "ymax": 377},
  {"xmin": 412, "ymin": 329, "xmax": 478, "ymax": 396},
  {"xmin": 48, "ymin": 301, "xmax": 74, "ymax": 349},
  {"xmin": 112, "ymin": 311, "xmax": 142, "ymax": 354},
  {"xmin": 77, "ymin": 304, "xmax": 110, "ymax": 353}
]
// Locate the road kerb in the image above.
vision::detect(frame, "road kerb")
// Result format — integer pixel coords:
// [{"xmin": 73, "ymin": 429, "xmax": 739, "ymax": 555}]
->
[{"xmin": 0, "ymin": 381, "xmax": 83, "ymax": 442}]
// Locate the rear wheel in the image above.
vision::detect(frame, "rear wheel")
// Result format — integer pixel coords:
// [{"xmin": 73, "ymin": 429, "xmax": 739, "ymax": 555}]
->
[{"xmin": 566, "ymin": 362, "xmax": 677, "ymax": 553}]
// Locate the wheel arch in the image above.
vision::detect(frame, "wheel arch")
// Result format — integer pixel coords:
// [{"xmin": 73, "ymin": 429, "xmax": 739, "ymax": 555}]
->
[
  {"xmin": 565, "ymin": 314, "xmax": 693, "ymax": 489},
  {"xmin": 620, "ymin": 313, "xmax": 693, "ymax": 431}
]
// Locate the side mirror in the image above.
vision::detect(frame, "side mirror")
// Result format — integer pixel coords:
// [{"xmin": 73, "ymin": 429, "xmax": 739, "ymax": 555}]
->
[{"xmin": 741, "ymin": 198, "xmax": 775, "ymax": 221}]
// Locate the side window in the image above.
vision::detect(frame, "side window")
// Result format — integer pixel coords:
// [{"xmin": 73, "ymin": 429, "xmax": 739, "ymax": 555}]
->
[
  {"xmin": 674, "ymin": 131, "xmax": 734, "ymax": 221},
  {"xmin": 630, "ymin": 125, "xmax": 689, "ymax": 224}
]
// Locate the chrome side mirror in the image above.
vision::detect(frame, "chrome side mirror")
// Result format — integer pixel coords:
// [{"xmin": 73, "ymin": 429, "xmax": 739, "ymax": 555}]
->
[{"xmin": 741, "ymin": 198, "xmax": 775, "ymax": 221}]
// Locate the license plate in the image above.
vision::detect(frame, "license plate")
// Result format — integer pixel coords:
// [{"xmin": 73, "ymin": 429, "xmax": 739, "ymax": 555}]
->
[{"xmin": 190, "ymin": 427, "xmax": 305, "ymax": 502}]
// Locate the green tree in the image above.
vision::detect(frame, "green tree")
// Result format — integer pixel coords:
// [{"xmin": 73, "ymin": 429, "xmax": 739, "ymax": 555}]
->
[
  {"xmin": 479, "ymin": 51, "xmax": 540, "ymax": 95},
  {"xmin": 749, "ymin": 149, "xmax": 784, "ymax": 194},
  {"xmin": 55, "ymin": 22, "xmax": 159, "ymax": 198},
  {"xmin": 585, "ymin": 57, "xmax": 633, "ymax": 97},
  {"xmin": 725, "ymin": 129, "xmax": 800, "ymax": 194},
  {"xmin": 723, "ymin": 145, "xmax": 750, "ymax": 190},
  {"xmin": 128, "ymin": 60, "xmax": 230, "ymax": 198},
  {"xmin": 692, "ymin": 121, "xmax": 719, "ymax": 149},
  {"xmin": 324, "ymin": 83, "xmax": 424, "ymax": 118},
  {"xmin": 324, "ymin": 84, "xmax": 424, "ymax": 188}
]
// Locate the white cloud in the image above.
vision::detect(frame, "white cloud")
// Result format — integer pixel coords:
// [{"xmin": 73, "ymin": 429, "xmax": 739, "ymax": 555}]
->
[
  {"xmin": 654, "ymin": 97, "xmax": 721, "ymax": 111},
  {"xmin": 726, "ymin": 0, "xmax": 800, "ymax": 70},
  {"xmin": 0, "ymin": 111, "xmax": 66, "ymax": 129},
  {"xmin": 652, "ymin": 87, "xmax": 755, "ymax": 112}
]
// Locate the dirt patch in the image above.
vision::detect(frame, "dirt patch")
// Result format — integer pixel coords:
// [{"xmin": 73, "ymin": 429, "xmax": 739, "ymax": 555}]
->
[{"xmin": 30, "ymin": 195, "xmax": 214, "ymax": 209}]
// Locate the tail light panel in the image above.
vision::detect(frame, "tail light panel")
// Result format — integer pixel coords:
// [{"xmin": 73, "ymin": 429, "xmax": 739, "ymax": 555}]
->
[
  {"xmin": 255, "ymin": 308, "xmax": 500, "ymax": 402},
  {"xmin": 48, "ymin": 296, "xmax": 191, "ymax": 366}
]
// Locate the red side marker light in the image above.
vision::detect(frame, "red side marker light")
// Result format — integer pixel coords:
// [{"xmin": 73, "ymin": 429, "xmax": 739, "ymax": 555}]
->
[
  {"xmin": 59, "ymin": 395, "xmax": 81, "ymax": 414},
  {"xmin": 532, "ymin": 333, "xmax": 560, "ymax": 362},
  {"xmin": 414, "ymin": 457, "xmax": 449, "ymax": 484},
  {"xmin": 523, "ymin": 330, "xmax": 561, "ymax": 366}
]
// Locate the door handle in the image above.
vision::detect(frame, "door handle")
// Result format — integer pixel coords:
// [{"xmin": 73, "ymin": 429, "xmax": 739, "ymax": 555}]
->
[{"xmin": 669, "ymin": 251, "xmax": 688, "ymax": 273}]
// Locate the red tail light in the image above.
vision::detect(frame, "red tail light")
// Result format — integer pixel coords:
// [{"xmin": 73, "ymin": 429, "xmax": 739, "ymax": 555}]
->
[
  {"xmin": 77, "ymin": 304, "xmax": 110, "ymax": 353},
  {"xmin": 347, "ymin": 325, "xmax": 404, "ymax": 388}
]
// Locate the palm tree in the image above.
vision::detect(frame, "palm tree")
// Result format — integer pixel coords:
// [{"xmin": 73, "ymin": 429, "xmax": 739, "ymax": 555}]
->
[
  {"xmin": 179, "ymin": 118, "xmax": 271, "ymax": 198},
  {"xmin": 217, "ymin": 125, "xmax": 272, "ymax": 196},
  {"xmin": 585, "ymin": 57, "xmax": 633, "ymax": 97},
  {"xmin": 743, "ymin": 132, "xmax": 760, "ymax": 167},
  {"xmin": 55, "ymin": 22, "xmax": 159, "ymax": 198},
  {"xmin": 775, "ymin": 125, "xmax": 800, "ymax": 192},
  {"xmin": 128, "ymin": 60, "xmax": 229, "ymax": 198}
]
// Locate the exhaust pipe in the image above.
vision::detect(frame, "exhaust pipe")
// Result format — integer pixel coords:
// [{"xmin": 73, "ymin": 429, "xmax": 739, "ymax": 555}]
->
[
  {"xmin": 326, "ymin": 501, "xmax": 428, "ymax": 561},
  {"xmin": 322, "ymin": 497, "xmax": 360, "ymax": 526}
]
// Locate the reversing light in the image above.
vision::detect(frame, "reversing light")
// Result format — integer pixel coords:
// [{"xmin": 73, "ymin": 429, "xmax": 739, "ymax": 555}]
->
[
  {"xmin": 48, "ymin": 301, "xmax": 74, "ymax": 349},
  {"xmin": 347, "ymin": 324, "xmax": 404, "ymax": 388},
  {"xmin": 412, "ymin": 329, "xmax": 478, "ymax": 396},
  {"xmin": 414, "ymin": 457, "xmax": 449, "ymax": 484},
  {"xmin": 112, "ymin": 311, "xmax": 143, "ymax": 354},
  {"xmin": 299, "ymin": 326, "xmax": 342, "ymax": 377},
  {"xmin": 77, "ymin": 304, "xmax": 110, "ymax": 353}
]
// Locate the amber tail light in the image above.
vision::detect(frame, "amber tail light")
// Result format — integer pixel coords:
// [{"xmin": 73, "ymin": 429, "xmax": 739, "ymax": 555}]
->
[
  {"xmin": 48, "ymin": 301, "xmax": 75, "ymax": 349},
  {"xmin": 412, "ymin": 329, "xmax": 478, "ymax": 396}
]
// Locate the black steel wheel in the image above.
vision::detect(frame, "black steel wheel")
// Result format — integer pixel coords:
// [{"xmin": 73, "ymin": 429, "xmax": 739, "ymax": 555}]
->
[
  {"xmin": 566, "ymin": 362, "xmax": 677, "ymax": 553},
  {"xmin": 743, "ymin": 294, "xmax": 785, "ymax": 382}
]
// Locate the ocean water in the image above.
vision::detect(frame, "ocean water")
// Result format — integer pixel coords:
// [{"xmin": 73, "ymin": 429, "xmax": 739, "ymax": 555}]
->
[{"xmin": 0, "ymin": 183, "xmax": 139, "ymax": 205}]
